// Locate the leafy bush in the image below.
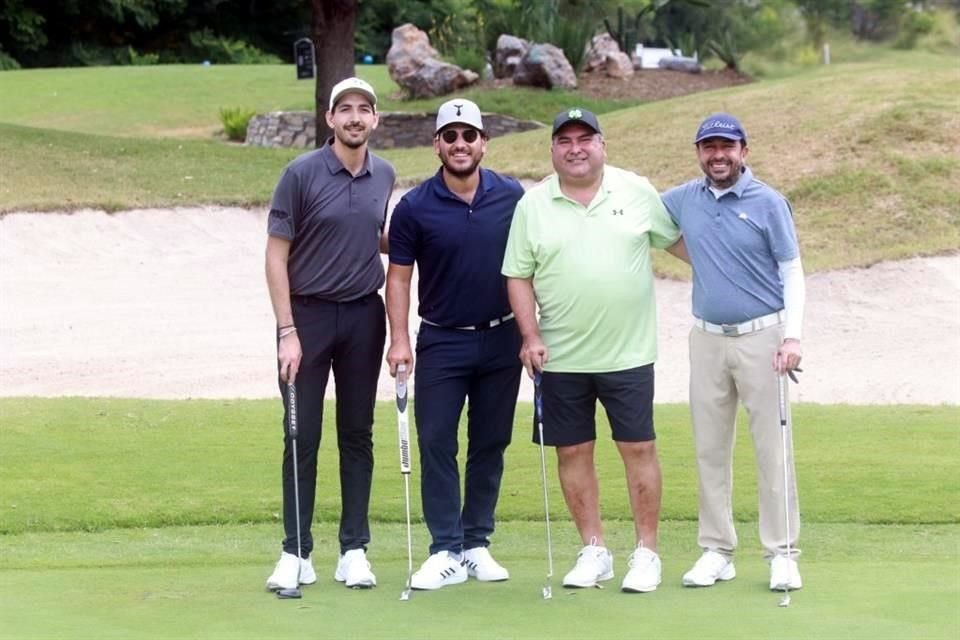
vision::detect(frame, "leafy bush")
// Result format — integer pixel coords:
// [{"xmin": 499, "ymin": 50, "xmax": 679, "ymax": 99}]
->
[
  {"xmin": 187, "ymin": 30, "xmax": 281, "ymax": 64},
  {"xmin": 894, "ymin": 9, "xmax": 936, "ymax": 49},
  {"xmin": 450, "ymin": 47, "xmax": 486, "ymax": 75},
  {"xmin": 219, "ymin": 107, "xmax": 257, "ymax": 142},
  {"xmin": 0, "ymin": 48, "xmax": 20, "ymax": 70}
]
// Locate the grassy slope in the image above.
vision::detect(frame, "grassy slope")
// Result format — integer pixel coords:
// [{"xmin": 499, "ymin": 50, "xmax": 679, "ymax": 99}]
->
[{"xmin": 1, "ymin": 52, "xmax": 957, "ymax": 275}]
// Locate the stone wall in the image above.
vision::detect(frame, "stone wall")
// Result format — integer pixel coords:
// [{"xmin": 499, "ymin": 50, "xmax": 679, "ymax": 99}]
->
[{"xmin": 246, "ymin": 111, "xmax": 543, "ymax": 150}]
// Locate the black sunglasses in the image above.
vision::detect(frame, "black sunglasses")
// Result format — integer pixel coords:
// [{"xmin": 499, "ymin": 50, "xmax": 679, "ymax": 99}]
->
[{"xmin": 439, "ymin": 128, "xmax": 480, "ymax": 144}]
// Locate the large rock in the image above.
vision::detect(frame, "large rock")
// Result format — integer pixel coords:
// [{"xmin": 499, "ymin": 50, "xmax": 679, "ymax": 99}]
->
[
  {"xmin": 493, "ymin": 34, "xmax": 529, "ymax": 79},
  {"xmin": 605, "ymin": 51, "xmax": 634, "ymax": 78},
  {"xmin": 583, "ymin": 32, "xmax": 620, "ymax": 72},
  {"xmin": 386, "ymin": 23, "xmax": 478, "ymax": 98},
  {"xmin": 513, "ymin": 43, "xmax": 577, "ymax": 90}
]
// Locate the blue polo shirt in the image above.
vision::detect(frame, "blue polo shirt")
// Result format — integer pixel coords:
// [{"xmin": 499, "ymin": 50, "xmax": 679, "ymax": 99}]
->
[
  {"xmin": 389, "ymin": 167, "xmax": 524, "ymax": 326},
  {"xmin": 661, "ymin": 167, "xmax": 800, "ymax": 324}
]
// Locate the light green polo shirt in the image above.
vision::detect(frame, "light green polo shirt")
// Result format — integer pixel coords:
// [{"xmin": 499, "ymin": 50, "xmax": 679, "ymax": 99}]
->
[{"xmin": 502, "ymin": 165, "xmax": 680, "ymax": 372}]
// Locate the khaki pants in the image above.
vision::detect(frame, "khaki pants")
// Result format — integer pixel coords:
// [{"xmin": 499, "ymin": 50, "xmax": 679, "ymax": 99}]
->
[{"xmin": 688, "ymin": 323, "xmax": 800, "ymax": 560}]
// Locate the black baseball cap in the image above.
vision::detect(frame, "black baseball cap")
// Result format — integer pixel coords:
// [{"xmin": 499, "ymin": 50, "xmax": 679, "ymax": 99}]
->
[{"xmin": 551, "ymin": 108, "xmax": 603, "ymax": 137}]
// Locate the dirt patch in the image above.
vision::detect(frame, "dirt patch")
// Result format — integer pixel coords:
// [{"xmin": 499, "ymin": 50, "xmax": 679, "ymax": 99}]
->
[{"xmin": 476, "ymin": 68, "xmax": 750, "ymax": 103}]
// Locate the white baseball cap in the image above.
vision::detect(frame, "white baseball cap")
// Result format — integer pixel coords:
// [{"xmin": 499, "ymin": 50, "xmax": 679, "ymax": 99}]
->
[
  {"xmin": 328, "ymin": 77, "xmax": 377, "ymax": 111},
  {"xmin": 435, "ymin": 99, "xmax": 484, "ymax": 133}
]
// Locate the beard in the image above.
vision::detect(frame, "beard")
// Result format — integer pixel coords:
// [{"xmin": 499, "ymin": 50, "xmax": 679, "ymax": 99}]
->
[
  {"xmin": 335, "ymin": 125, "xmax": 369, "ymax": 149},
  {"xmin": 440, "ymin": 153, "xmax": 482, "ymax": 179}
]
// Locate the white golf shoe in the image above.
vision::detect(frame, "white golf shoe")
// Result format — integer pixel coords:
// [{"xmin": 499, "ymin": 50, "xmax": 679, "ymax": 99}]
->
[
  {"xmin": 682, "ymin": 550, "xmax": 736, "ymax": 587},
  {"xmin": 769, "ymin": 555, "xmax": 803, "ymax": 591},
  {"xmin": 334, "ymin": 548, "xmax": 377, "ymax": 588},
  {"xmin": 410, "ymin": 551, "xmax": 467, "ymax": 590},
  {"xmin": 621, "ymin": 546, "xmax": 661, "ymax": 593},
  {"xmin": 265, "ymin": 552, "xmax": 317, "ymax": 591},
  {"xmin": 462, "ymin": 547, "xmax": 510, "ymax": 582},
  {"xmin": 562, "ymin": 542, "xmax": 614, "ymax": 588}
]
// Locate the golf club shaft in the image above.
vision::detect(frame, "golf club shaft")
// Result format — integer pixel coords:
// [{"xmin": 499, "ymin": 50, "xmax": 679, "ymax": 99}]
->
[
  {"xmin": 288, "ymin": 382, "xmax": 302, "ymax": 587},
  {"xmin": 777, "ymin": 369, "xmax": 792, "ymax": 602},
  {"xmin": 534, "ymin": 373, "xmax": 554, "ymax": 588},
  {"xmin": 396, "ymin": 364, "xmax": 413, "ymax": 598}
]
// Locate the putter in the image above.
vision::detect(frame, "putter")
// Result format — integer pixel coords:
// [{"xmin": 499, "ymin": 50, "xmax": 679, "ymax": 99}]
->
[
  {"xmin": 396, "ymin": 364, "xmax": 414, "ymax": 601},
  {"xmin": 277, "ymin": 382, "xmax": 304, "ymax": 600},
  {"xmin": 534, "ymin": 372, "xmax": 554, "ymax": 600},
  {"xmin": 777, "ymin": 364, "xmax": 792, "ymax": 608}
]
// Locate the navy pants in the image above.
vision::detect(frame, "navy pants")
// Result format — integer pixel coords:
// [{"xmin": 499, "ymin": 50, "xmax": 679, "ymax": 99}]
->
[
  {"xmin": 279, "ymin": 292, "xmax": 385, "ymax": 557},
  {"xmin": 414, "ymin": 320, "xmax": 522, "ymax": 554}
]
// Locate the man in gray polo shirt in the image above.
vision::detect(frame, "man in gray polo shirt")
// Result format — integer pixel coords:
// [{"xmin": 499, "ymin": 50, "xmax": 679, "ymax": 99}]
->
[
  {"xmin": 264, "ymin": 77, "xmax": 396, "ymax": 593},
  {"xmin": 661, "ymin": 113, "xmax": 806, "ymax": 593}
]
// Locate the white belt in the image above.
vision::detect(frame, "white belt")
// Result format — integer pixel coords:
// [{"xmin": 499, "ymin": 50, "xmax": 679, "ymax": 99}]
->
[
  {"xmin": 695, "ymin": 310, "xmax": 784, "ymax": 337},
  {"xmin": 421, "ymin": 312, "xmax": 515, "ymax": 331}
]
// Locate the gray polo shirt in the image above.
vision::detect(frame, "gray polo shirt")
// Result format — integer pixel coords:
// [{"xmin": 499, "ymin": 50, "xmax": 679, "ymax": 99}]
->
[
  {"xmin": 661, "ymin": 167, "xmax": 799, "ymax": 324},
  {"xmin": 268, "ymin": 141, "xmax": 395, "ymax": 301}
]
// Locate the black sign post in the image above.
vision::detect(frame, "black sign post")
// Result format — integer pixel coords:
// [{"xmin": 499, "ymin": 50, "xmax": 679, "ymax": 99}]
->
[{"xmin": 294, "ymin": 38, "xmax": 315, "ymax": 80}]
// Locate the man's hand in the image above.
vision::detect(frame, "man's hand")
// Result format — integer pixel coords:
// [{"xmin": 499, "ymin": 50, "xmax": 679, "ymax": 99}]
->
[
  {"xmin": 278, "ymin": 332, "xmax": 302, "ymax": 384},
  {"xmin": 519, "ymin": 335, "xmax": 549, "ymax": 379},
  {"xmin": 774, "ymin": 338, "xmax": 802, "ymax": 375},
  {"xmin": 386, "ymin": 337, "xmax": 413, "ymax": 377}
]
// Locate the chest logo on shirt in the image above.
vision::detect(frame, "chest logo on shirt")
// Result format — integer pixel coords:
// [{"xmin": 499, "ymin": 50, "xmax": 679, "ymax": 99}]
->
[
  {"xmin": 611, "ymin": 208, "xmax": 624, "ymax": 216},
  {"xmin": 738, "ymin": 212, "xmax": 749, "ymax": 221}
]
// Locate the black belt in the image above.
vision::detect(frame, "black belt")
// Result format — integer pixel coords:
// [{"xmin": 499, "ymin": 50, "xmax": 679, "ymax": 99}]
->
[{"xmin": 421, "ymin": 312, "xmax": 515, "ymax": 331}]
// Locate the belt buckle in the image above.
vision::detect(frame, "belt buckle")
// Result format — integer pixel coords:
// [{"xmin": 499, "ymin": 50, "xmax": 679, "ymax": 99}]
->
[
  {"xmin": 488, "ymin": 318, "xmax": 501, "ymax": 329},
  {"xmin": 721, "ymin": 324, "xmax": 739, "ymax": 337}
]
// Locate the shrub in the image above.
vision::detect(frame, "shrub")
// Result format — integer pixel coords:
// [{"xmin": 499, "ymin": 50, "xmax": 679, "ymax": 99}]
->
[
  {"xmin": 188, "ymin": 30, "xmax": 281, "ymax": 64},
  {"xmin": 0, "ymin": 49, "xmax": 20, "ymax": 70},
  {"xmin": 894, "ymin": 9, "xmax": 936, "ymax": 50},
  {"xmin": 219, "ymin": 107, "xmax": 257, "ymax": 142}
]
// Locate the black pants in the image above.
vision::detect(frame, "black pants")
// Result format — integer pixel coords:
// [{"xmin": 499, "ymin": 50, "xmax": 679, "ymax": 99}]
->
[
  {"xmin": 414, "ymin": 320, "xmax": 522, "ymax": 554},
  {"xmin": 279, "ymin": 292, "xmax": 386, "ymax": 557}
]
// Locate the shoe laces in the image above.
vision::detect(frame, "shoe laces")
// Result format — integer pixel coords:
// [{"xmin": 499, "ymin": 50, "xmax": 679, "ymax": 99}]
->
[
  {"xmin": 696, "ymin": 551, "xmax": 728, "ymax": 572},
  {"xmin": 629, "ymin": 546, "xmax": 657, "ymax": 567}
]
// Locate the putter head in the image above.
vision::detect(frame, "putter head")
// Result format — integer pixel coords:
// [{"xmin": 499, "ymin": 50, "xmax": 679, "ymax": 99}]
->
[
  {"xmin": 276, "ymin": 587, "xmax": 302, "ymax": 599},
  {"xmin": 399, "ymin": 588, "xmax": 411, "ymax": 601},
  {"xmin": 542, "ymin": 585, "xmax": 552, "ymax": 600},
  {"xmin": 779, "ymin": 594, "xmax": 791, "ymax": 607}
]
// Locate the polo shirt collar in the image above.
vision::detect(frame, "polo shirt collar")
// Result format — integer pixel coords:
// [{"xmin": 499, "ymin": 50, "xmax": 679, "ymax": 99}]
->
[
  {"xmin": 320, "ymin": 138, "xmax": 374, "ymax": 177},
  {"xmin": 547, "ymin": 165, "xmax": 611, "ymax": 204},
  {"xmin": 701, "ymin": 166, "xmax": 753, "ymax": 198},
  {"xmin": 430, "ymin": 167, "xmax": 494, "ymax": 203}
]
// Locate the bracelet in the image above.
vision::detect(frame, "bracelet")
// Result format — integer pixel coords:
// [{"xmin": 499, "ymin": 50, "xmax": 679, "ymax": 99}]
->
[
  {"xmin": 278, "ymin": 327, "xmax": 298, "ymax": 339},
  {"xmin": 277, "ymin": 324, "xmax": 295, "ymax": 330}
]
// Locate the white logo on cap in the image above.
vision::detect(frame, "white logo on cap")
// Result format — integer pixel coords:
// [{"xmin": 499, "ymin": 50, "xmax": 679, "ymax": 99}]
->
[
  {"xmin": 568, "ymin": 109, "xmax": 583, "ymax": 119},
  {"xmin": 702, "ymin": 120, "xmax": 737, "ymax": 131}
]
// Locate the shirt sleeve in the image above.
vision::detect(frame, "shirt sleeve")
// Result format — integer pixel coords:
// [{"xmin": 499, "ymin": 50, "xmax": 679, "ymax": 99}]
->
[
  {"xmin": 267, "ymin": 167, "xmax": 299, "ymax": 240},
  {"xmin": 501, "ymin": 196, "xmax": 534, "ymax": 278},
  {"xmin": 646, "ymin": 184, "xmax": 681, "ymax": 250},
  {"xmin": 766, "ymin": 195, "xmax": 800, "ymax": 262},
  {"xmin": 387, "ymin": 196, "xmax": 418, "ymax": 266},
  {"xmin": 660, "ymin": 185, "xmax": 683, "ymax": 227}
]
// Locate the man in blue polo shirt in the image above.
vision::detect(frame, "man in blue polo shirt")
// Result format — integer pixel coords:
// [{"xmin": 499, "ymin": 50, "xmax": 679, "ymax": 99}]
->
[
  {"xmin": 661, "ymin": 113, "xmax": 806, "ymax": 593},
  {"xmin": 386, "ymin": 98, "xmax": 524, "ymax": 590}
]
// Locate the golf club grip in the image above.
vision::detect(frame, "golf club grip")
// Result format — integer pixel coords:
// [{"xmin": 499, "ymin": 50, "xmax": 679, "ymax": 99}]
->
[
  {"xmin": 286, "ymin": 382, "xmax": 298, "ymax": 438},
  {"xmin": 534, "ymin": 371, "xmax": 543, "ymax": 423},
  {"xmin": 396, "ymin": 365, "xmax": 411, "ymax": 474}
]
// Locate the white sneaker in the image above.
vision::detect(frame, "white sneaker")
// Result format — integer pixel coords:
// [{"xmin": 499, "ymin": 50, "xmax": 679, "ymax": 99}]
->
[
  {"xmin": 769, "ymin": 555, "xmax": 802, "ymax": 591},
  {"xmin": 621, "ymin": 546, "xmax": 661, "ymax": 593},
  {"xmin": 410, "ymin": 551, "xmax": 467, "ymax": 590},
  {"xmin": 334, "ymin": 548, "xmax": 377, "ymax": 588},
  {"xmin": 462, "ymin": 547, "xmax": 510, "ymax": 582},
  {"xmin": 682, "ymin": 550, "xmax": 736, "ymax": 587},
  {"xmin": 265, "ymin": 552, "xmax": 317, "ymax": 591},
  {"xmin": 562, "ymin": 543, "xmax": 614, "ymax": 588}
]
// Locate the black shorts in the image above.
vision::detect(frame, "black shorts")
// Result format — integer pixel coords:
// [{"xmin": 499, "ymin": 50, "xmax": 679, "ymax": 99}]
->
[{"xmin": 532, "ymin": 365, "xmax": 655, "ymax": 446}]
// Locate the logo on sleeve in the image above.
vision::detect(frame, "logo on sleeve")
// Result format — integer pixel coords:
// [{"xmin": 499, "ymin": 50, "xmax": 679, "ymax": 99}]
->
[{"xmin": 611, "ymin": 208, "xmax": 624, "ymax": 216}]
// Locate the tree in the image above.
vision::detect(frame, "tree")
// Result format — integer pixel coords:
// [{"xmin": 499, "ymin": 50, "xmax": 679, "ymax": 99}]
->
[{"xmin": 312, "ymin": 0, "xmax": 356, "ymax": 147}]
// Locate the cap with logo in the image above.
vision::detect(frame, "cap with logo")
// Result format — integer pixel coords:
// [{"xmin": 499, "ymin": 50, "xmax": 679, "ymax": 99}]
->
[
  {"xmin": 694, "ymin": 112, "xmax": 747, "ymax": 144},
  {"xmin": 328, "ymin": 77, "xmax": 377, "ymax": 111},
  {"xmin": 435, "ymin": 99, "xmax": 484, "ymax": 133},
  {"xmin": 551, "ymin": 108, "xmax": 603, "ymax": 137}
]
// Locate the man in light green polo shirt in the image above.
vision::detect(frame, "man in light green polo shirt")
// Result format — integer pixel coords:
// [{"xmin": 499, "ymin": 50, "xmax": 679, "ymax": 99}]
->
[{"xmin": 502, "ymin": 108, "xmax": 685, "ymax": 594}]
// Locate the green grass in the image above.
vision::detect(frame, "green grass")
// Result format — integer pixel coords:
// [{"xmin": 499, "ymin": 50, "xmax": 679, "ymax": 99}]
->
[
  {"xmin": 0, "ymin": 398, "xmax": 958, "ymax": 638},
  {"xmin": 1, "ymin": 53, "xmax": 958, "ymax": 276}
]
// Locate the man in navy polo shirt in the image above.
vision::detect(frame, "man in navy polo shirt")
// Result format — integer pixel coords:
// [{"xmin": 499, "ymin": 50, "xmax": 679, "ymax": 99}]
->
[
  {"xmin": 386, "ymin": 98, "xmax": 524, "ymax": 590},
  {"xmin": 661, "ymin": 113, "xmax": 806, "ymax": 593}
]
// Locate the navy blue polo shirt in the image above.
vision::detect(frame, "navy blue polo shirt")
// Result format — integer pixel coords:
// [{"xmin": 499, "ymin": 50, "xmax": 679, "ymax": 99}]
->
[{"xmin": 389, "ymin": 167, "xmax": 524, "ymax": 326}]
